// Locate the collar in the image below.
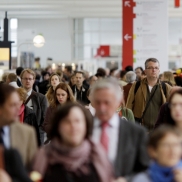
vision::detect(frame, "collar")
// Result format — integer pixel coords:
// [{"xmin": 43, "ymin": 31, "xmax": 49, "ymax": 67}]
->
[
  {"xmin": 27, "ymin": 89, "xmax": 33, "ymax": 97},
  {"xmin": 94, "ymin": 113, "xmax": 120, "ymax": 128},
  {"xmin": 88, "ymin": 103, "xmax": 96, "ymax": 116},
  {"xmin": 2, "ymin": 126, "xmax": 9, "ymax": 135},
  {"xmin": 75, "ymin": 85, "xmax": 86, "ymax": 92},
  {"xmin": 9, "ymin": 82, "xmax": 19, "ymax": 88}
]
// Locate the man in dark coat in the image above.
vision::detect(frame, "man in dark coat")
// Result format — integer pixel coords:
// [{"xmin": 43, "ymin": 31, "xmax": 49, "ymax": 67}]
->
[
  {"xmin": 71, "ymin": 71, "xmax": 89, "ymax": 105},
  {"xmin": 21, "ymin": 69, "xmax": 47, "ymax": 145},
  {"xmin": 91, "ymin": 78, "xmax": 149, "ymax": 181}
]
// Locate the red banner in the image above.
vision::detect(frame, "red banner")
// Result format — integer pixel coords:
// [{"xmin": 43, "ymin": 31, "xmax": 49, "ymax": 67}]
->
[
  {"xmin": 175, "ymin": 0, "xmax": 180, "ymax": 7},
  {"xmin": 122, "ymin": 0, "xmax": 136, "ymax": 69}
]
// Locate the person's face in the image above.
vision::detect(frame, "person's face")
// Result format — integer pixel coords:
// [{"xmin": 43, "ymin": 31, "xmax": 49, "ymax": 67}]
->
[
  {"xmin": 0, "ymin": 92, "xmax": 20, "ymax": 127},
  {"xmin": 170, "ymin": 94, "xmax": 182, "ymax": 124},
  {"xmin": 21, "ymin": 72, "xmax": 35, "ymax": 91},
  {"xmin": 149, "ymin": 133, "xmax": 182, "ymax": 167},
  {"xmin": 59, "ymin": 107, "xmax": 86, "ymax": 147},
  {"xmin": 76, "ymin": 73, "xmax": 84, "ymax": 86},
  {"xmin": 47, "ymin": 68, "xmax": 53, "ymax": 74},
  {"xmin": 64, "ymin": 68, "xmax": 69, "ymax": 77},
  {"xmin": 51, "ymin": 75, "xmax": 60, "ymax": 88},
  {"xmin": 92, "ymin": 88, "xmax": 120, "ymax": 122},
  {"xmin": 71, "ymin": 76, "xmax": 76, "ymax": 85},
  {"xmin": 145, "ymin": 62, "xmax": 160, "ymax": 79},
  {"xmin": 56, "ymin": 88, "xmax": 68, "ymax": 105},
  {"xmin": 90, "ymin": 76, "xmax": 98, "ymax": 86},
  {"xmin": 135, "ymin": 68, "xmax": 142, "ymax": 79}
]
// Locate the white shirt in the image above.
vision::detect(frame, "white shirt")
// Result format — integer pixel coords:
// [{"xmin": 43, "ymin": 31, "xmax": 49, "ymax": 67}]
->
[
  {"xmin": 9, "ymin": 82, "xmax": 19, "ymax": 88},
  {"xmin": 92, "ymin": 113, "xmax": 120, "ymax": 163},
  {"xmin": 26, "ymin": 89, "xmax": 33, "ymax": 110},
  {"xmin": 148, "ymin": 85, "xmax": 153, "ymax": 92},
  {"xmin": 2, "ymin": 126, "xmax": 10, "ymax": 148},
  {"xmin": 88, "ymin": 104, "xmax": 96, "ymax": 116}
]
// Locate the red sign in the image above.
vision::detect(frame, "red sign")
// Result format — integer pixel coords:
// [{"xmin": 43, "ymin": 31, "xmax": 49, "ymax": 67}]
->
[
  {"xmin": 96, "ymin": 45, "xmax": 110, "ymax": 57},
  {"xmin": 175, "ymin": 0, "xmax": 180, "ymax": 7},
  {"xmin": 122, "ymin": 0, "xmax": 136, "ymax": 69}
]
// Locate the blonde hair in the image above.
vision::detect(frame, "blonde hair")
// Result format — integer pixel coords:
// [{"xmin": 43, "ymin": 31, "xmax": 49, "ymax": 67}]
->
[
  {"xmin": 51, "ymin": 83, "xmax": 75, "ymax": 108},
  {"xmin": 20, "ymin": 69, "xmax": 36, "ymax": 79},
  {"xmin": 46, "ymin": 73, "xmax": 61, "ymax": 104},
  {"xmin": 16, "ymin": 88, "xmax": 27, "ymax": 103},
  {"xmin": 163, "ymin": 71, "xmax": 176, "ymax": 86}
]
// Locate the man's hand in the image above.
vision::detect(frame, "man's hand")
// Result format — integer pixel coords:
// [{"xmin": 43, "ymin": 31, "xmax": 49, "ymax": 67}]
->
[{"xmin": 0, "ymin": 169, "xmax": 12, "ymax": 182}]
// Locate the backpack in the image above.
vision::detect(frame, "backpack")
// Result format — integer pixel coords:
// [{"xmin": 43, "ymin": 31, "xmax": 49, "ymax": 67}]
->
[{"xmin": 134, "ymin": 81, "xmax": 167, "ymax": 98}]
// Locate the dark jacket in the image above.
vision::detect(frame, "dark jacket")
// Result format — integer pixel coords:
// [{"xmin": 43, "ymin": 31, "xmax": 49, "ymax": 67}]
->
[
  {"xmin": 43, "ymin": 106, "xmax": 55, "ymax": 134},
  {"xmin": 25, "ymin": 90, "xmax": 48, "ymax": 145},
  {"xmin": 154, "ymin": 102, "xmax": 175, "ymax": 129},
  {"xmin": 38, "ymin": 80, "xmax": 49, "ymax": 95},
  {"xmin": 3, "ymin": 148, "xmax": 32, "ymax": 182},
  {"xmin": 26, "ymin": 91, "xmax": 47, "ymax": 127},
  {"xmin": 24, "ymin": 106, "xmax": 41, "ymax": 146},
  {"xmin": 17, "ymin": 78, "xmax": 22, "ymax": 87},
  {"xmin": 113, "ymin": 119, "xmax": 149, "ymax": 178},
  {"xmin": 71, "ymin": 85, "xmax": 89, "ymax": 105}
]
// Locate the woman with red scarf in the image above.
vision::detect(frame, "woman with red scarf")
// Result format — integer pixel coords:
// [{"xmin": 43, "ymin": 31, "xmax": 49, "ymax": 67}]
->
[{"xmin": 16, "ymin": 88, "xmax": 41, "ymax": 146}]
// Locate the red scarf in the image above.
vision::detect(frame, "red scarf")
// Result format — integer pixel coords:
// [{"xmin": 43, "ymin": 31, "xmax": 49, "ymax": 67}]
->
[{"xmin": 18, "ymin": 104, "xmax": 25, "ymax": 123}]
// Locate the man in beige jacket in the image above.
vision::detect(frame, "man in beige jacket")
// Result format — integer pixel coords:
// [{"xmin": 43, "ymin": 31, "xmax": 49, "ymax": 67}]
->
[
  {"xmin": 0, "ymin": 84, "xmax": 37, "ymax": 170},
  {"xmin": 126, "ymin": 58, "xmax": 172, "ymax": 131}
]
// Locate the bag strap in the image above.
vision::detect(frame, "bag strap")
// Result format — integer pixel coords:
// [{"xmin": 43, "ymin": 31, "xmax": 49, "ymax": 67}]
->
[
  {"xmin": 134, "ymin": 81, "xmax": 141, "ymax": 95},
  {"xmin": 139, "ymin": 85, "xmax": 158, "ymax": 123},
  {"xmin": 0, "ymin": 146, "xmax": 4, "ymax": 169}
]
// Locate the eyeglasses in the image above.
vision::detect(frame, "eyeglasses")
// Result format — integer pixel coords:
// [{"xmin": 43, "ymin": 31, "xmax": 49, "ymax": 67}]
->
[
  {"xmin": 22, "ymin": 78, "xmax": 34, "ymax": 81},
  {"xmin": 146, "ymin": 67, "xmax": 159, "ymax": 70}
]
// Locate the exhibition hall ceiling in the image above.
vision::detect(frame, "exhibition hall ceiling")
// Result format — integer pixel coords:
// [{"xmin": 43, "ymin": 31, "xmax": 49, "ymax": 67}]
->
[{"xmin": 0, "ymin": 0, "xmax": 181, "ymax": 19}]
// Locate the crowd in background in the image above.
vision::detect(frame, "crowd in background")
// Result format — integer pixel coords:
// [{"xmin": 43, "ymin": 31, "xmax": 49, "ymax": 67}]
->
[{"xmin": 1, "ymin": 58, "xmax": 182, "ymax": 182}]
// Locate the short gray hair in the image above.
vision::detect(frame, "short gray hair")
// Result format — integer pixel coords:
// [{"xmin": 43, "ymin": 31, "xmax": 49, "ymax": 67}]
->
[
  {"xmin": 145, "ymin": 58, "xmax": 160, "ymax": 69},
  {"xmin": 91, "ymin": 77, "xmax": 122, "ymax": 101},
  {"xmin": 126, "ymin": 71, "xmax": 136, "ymax": 83}
]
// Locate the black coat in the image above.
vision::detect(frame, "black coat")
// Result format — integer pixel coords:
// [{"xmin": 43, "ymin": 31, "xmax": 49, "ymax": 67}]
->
[
  {"xmin": 113, "ymin": 119, "xmax": 149, "ymax": 178},
  {"xmin": 38, "ymin": 80, "xmax": 49, "ymax": 95},
  {"xmin": 17, "ymin": 78, "xmax": 22, "ymax": 87},
  {"xmin": 4, "ymin": 148, "xmax": 32, "ymax": 182},
  {"xmin": 24, "ymin": 106, "xmax": 41, "ymax": 146},
  {"xmin": 71, "ymin": 85, "xmax": 89, "ymax": 105}
]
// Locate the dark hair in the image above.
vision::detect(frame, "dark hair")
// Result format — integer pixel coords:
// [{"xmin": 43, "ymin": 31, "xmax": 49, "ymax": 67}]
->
[
  {"xmin": 75, "ymin": 71, "xmax": 84, "ymax": 77},
  {"xmin": 0, "ymin": 84, "xmax": 16, "ymax": 106},
  {"xmin": 41, "ymin": 71, "xmax": 50, "ymax": 77},
  {"xmin": 148, "ymin": 125, "xmax": 181, "ymax": 149},
  {"xmin": 125, "ymin": 65, "xmax": 133, "ymax": 72},
  {"xmin": 168, "ymin": 88, "xmax": 182, "ymax": 107},
  {"xmin": 110, "ymin": 67, "xmax": 118, "ymax": 75},
  {"xmin": 49, "ymin": 103, "xmax": 93, "ymax": 140},
  {"xmin": 65, "ymin": 66, "xmax": 72, "ymax": 73},
  {"xmin": 135, "ymin": 67, "xmax": 143, "ymax": 72},
  {"xmin": 96, "ymin": 68, "xmax": 106, "ymax": 77},
  {"xmin": 120, "ymin": 70, "xmax": 127, "ymax": 79},
  {"xmin": 145, "ymin": 58, "xmax": 159, "ymax": 69},
  {"xmin": 16, "ymin": 67, "xmax": 24, "ymax": 76},
  {"xmin": 175, "ymin": 76, "xmax": 182, "ymax": 87}
]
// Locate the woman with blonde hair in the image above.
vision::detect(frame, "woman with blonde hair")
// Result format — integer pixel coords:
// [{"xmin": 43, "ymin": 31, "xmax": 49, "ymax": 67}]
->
[
  {"xmin": 161, "ymin": 71, "xmax": 176, "ymax": 86},
  {"xmin": 43, "ymin": 83, "xmax": 75, "ymax": 135},
  {"xmin": 46, "ymin": 73, "xmax": 61, "ymax": 105}
]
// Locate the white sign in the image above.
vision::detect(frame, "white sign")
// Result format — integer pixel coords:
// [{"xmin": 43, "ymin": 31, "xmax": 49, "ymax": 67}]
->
[{"xmin": 133, "ymin": 0, "xmax": 168, "ymax": 72}]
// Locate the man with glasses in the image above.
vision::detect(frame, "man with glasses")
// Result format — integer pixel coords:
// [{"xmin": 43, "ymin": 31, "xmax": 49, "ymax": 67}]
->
[
  {"xmin": 21, "ymin": 69, "xmax": 47, "ymax": 145},
  {"xmin": 126, "ymin": 58, "xmax": 172, "ymax": 131}
]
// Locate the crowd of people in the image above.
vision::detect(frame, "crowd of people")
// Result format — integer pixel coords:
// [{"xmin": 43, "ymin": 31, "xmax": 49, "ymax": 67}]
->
[{"xmin": 1, "ymin": 58, "xmax": 182, "ymax": 182}]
